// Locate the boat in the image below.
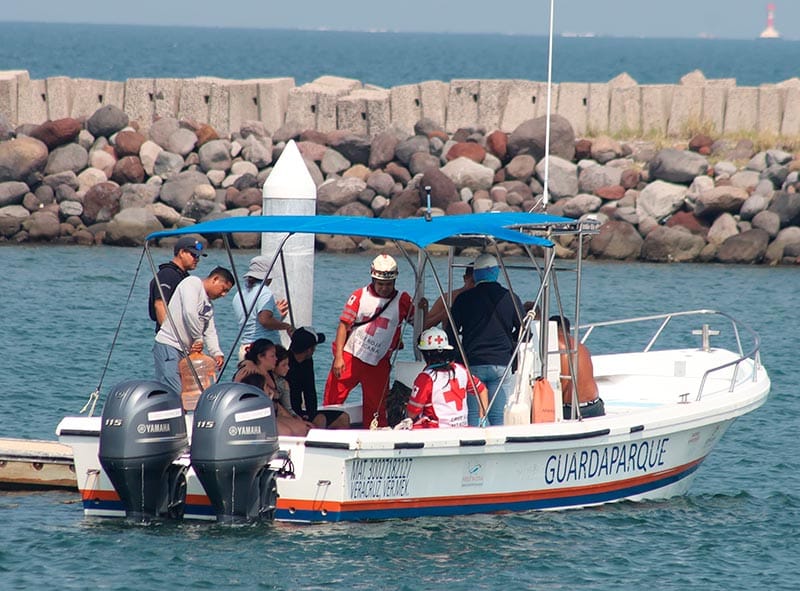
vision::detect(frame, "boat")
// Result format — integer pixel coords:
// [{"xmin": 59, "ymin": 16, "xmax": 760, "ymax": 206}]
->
[{"xmin": 56, "ymin": 211, "xmax": 770, "ymax": 522}]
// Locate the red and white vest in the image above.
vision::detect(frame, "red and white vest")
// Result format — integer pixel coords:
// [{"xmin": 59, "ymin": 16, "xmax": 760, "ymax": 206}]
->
[
  {"xmin": 342, "ymin": 286, "xmax": 411, "ymax": 366},
  {"xmin": 408, "ymin": 363, "xmax": 484, "ymax": 428}
]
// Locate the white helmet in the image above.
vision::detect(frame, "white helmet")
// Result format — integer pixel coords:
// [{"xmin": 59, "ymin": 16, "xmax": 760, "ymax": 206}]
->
[
  {"xmin": 418, "ymin": 327, "xmax": 454, "ymax": 351},
  {"xmin": 370, "ymin": 254, "xmax": 398, "ymax": 280}
]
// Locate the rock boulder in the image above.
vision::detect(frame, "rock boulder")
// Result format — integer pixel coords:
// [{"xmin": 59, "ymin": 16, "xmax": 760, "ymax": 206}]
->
[
  {"xmin": 0, "ymin": 181, "xmax": 30, "ymax": 207},
  {"xmin": 87, "ymin": 105, "xmax": 129, "ymax": 138},
  {"xmin": 29, "ymin": 118, "xmax": 82, "ymax": 150},
  {"xmin": 636, "ymin": 180, "xmax": 687, "ymax": 221},
  {"xmin": 507, "ymin": 115, "xmax": 575, "ymax": 161},
  {"xmin": 159, "ymin": 170, "xmax": 212, "ymax": 211},
  {"xmin": 0, "ymin": 137, "xmax": 49, "ymax": 182},
  {"xmin": 104, "ymin": 207, "xmax": 164, "ymax": 246},
  {"xmin": 648, "ymin": 148, "xmax": 708, "ymax": 184},
  {"xmin": 317, "ymin": 177, "xmax": 366, "ymax": 215},
  {"xmin": 440, "ymin": 157, "xmax": 494, "ymax": 192},
  {"xmin": 44, "ymin": 143, "xmax": 88, "ymax": 175},
  {"xmin": 641, "ymin": 226, "xmax": 705, "ymax": 262},
  {"xmin": 589, "ymin": 220, "xmax": 643, "ymax": 260},
  {"xmin": 716, "ymin": 229, "xmax": 770, "ymax": 264},
  {"xmin": 694, "ymin": 186, "xmax": 749, "ymax": 219}
]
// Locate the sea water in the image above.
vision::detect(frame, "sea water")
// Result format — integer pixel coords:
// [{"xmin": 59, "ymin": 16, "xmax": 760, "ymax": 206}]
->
[
  {"xmin": 1, "ymin": 22, "xmax": 800, "ymax": 87},
  {"xmin": 0, "ymin": 244, "xmax": 797, "ymax": 590},
  {"xmin": 1, "ymin": 21, "xmax": 799, "ymax": 590}
]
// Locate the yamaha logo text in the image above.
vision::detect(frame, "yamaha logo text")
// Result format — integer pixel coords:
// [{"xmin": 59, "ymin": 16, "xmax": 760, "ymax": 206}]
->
[
  {"xmin": 228, "ymin": 425, "xmax": 262, "ymax": 436},
  {"xmin": 136, "ymin": 422, "xmax": 171, "ymax": 434}
]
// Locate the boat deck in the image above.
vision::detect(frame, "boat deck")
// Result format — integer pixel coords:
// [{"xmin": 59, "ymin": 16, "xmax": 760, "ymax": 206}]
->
[{"xmin": 593, "ymin": 348, "xmax": 756, "ymax": 416}]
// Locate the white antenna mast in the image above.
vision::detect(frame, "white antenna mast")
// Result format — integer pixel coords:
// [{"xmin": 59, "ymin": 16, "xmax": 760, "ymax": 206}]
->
[{"xmin": 542, "ymin": 0, "xmax": 555, "ymax": 209}]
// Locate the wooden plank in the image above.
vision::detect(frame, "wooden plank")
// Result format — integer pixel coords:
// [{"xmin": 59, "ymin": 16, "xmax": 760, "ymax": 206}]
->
[{"xmin": 0, "ymin": 437, "xmax": 77, "ymax": 490}]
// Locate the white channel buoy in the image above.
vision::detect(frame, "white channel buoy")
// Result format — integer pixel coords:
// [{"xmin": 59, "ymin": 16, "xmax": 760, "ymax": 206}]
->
[{"xmin": 261, "ymin": 140, "xmax": 317, "ymax": 344}]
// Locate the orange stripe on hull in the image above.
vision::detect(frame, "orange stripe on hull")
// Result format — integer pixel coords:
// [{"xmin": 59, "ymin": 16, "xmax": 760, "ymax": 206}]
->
[{"xmin": 275, "ymin": 458, "xmax": 704, "ymax": 513}]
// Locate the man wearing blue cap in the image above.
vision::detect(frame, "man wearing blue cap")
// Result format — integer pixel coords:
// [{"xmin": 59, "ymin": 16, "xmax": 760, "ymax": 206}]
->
[
  {"xmin": 450, "ymin": 253, "xmax": 522, "ymax": 426},
  {"xmin": 148, "ymin": 236, "xmax": 207, "ymax": 332}
]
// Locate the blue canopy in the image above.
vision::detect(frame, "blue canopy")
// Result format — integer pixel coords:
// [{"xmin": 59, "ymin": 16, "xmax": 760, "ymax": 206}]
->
[{"xmin": 147, "ymin": 212, "xmax": 577, "ymax": 249}]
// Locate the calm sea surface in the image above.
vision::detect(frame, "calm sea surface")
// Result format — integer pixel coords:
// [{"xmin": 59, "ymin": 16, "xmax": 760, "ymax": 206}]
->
[
  {"xmin": 1, "ymin": 22, "xmax": 799, "ymax": 87},
  {"xmin": 0, "ymin": 22, "xmax": 798, "ymax": 589},
  {"xmin": 0, "ymin": 244, "xmax": 797, "ymax": 590}
]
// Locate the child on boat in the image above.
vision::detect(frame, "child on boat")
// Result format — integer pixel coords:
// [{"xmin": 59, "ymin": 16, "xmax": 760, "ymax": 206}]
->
[
  {"xmin": 234, "ymin": 339, "xmax": 314, "ymax": 437},
  {"xmin": 407, "ymin": 328, "xmax": 489, "ymax": 429}
]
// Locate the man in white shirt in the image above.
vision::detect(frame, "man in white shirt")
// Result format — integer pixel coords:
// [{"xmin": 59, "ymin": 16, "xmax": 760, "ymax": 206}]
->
[{"xmin": 153, "ymin": 266, "xmax": 234, "ymax": 393}]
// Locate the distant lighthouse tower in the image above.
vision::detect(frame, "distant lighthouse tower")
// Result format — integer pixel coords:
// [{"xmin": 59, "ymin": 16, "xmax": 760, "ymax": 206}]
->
[{"xmin": 760, "ymin": 3, "xmax": 780, "ymax": 39}]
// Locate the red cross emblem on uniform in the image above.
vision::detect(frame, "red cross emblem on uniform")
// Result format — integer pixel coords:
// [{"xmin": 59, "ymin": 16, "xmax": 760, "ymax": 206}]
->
[
  {"xmin": 365, "ymin": 315, "xmax": 390, "ymax": 336},
  {"xmin": 443, "ymin": 378, "xmax": 464, "ymax": 410},
  {"xmin": 434, "ymin": 335, "xmax": 444, "ymax": 345}
]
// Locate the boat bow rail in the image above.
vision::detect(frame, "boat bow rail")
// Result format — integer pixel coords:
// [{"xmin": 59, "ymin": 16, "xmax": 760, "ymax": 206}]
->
[{"xmin": 579, "ymin": 309, "xmax": 763, "ymax": 401}]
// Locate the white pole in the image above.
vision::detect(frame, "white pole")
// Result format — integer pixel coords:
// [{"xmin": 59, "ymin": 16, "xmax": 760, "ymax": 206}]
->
[
  {"xmin": 542, "ymin": 0, "xmax": 555, "ymax": 209},
  {"xmin": 261, "ymin": 140, "xmax": 317, "ymax": 345}
]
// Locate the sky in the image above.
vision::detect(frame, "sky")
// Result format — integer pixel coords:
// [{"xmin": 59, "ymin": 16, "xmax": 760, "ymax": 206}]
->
[{"xmin": 3, "ymin": 0, "xmax": 797, "ymax": 39}]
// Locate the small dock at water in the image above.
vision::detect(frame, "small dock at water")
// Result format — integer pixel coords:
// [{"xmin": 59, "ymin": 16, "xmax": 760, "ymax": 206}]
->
[{"xmin": 0, "ymin": 437, "xmax": 77, "ymax": 490}]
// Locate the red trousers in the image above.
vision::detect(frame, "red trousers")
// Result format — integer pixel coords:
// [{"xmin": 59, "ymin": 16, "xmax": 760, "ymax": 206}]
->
[{"xmin": 324, "ymin": 351, "xmax": 390, "ymax": 427}]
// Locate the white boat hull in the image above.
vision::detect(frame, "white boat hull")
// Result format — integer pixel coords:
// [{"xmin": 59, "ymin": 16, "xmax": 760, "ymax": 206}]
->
[{"xmin": 58, "ymin": 347, "xmax": 769, "ymax": 523}]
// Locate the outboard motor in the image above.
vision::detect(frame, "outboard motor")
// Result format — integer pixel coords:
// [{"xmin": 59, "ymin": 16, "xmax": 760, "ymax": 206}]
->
[
  {"xmin": 190, "ymin": 382, "xmax": 284, "ymax": 523},
  {"xmin": 98, "ymin": 380, "xmax": 189, "ymax": 521}
]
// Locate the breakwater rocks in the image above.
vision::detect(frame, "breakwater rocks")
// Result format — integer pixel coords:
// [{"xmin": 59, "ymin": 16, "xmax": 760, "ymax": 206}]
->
[{"xmin": 1, "ymin": 104, "xmax": 799, "ymax": 265}]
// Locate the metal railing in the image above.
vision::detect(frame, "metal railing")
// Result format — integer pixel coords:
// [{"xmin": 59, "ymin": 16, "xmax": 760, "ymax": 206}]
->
[{"xmin": 578, "ymin": 309, "xmax": 763, "ymax": 401}]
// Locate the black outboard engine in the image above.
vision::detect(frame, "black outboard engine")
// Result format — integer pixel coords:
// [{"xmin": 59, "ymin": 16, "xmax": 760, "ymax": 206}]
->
[
  {"xmin": 190, "ymin": 382, "xmax": 283, "ymax": 523},
  {"xmin": 98, "ymin": 380, "xmax": 189, "ymax": 521}
]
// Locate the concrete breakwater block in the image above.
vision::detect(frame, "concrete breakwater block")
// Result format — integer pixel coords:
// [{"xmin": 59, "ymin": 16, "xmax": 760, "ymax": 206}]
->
[
  {"xmin": 70, "ymin": 78, "xmax": 124, "ymax": 119},
  {"xmin": 337, "ymin": 88, "xmax": 390, "ymax": 136},
  {"xmin": 123, "ymin": 78, "xmax": 155, "ymax": 131},
  {"xmin": 0, "ymin": 70, "xmax": 28, "ymax": 126},
  {"xmin": 177, "ymin": 78, "xmax": 214, "ymax": 124},
  {"xmin": 724, "ymin": 87, "xmax": 758, "ymax": 134},
  {"xmin": 640, "ymin": 85, "xmax": 673, "ymax": 135},
  {"xmin": 390, "ymin": 83, "xmax": 421, "ymax": 135},
  {"xmin": 500, "ymin": 80, "xmax": 555, "ymax": 132},
  {"xmin": 6, "ymin": 69, "xmax": 800, "ymax": 146},
  {"xmin": 586, "ymin": 83, "xmax": 610, "ymax": 135},
  {"xmin": 781, "ymin": 87, "xmax": 800, "ymax": 136},
  {"xmin": 154, "ymin": 78, "xmax": 182, "ymax": 119},
  {"xmin": 446, "ymin": 79, "xmax": 480, "ymax": 133},
  {"xmin": 419, "ymin": 80, "xmax": 448, "ymax": 129},
  {"xmin": 666, "ymin": 86, "xmax": 702, "ymax": 136},
  {"xmin": 758, "ymin": 85, "xmax": 783, "ymax": 135},
  {"xmin": 610, "ymin": 85, "xmax": 641, "ymax": 135},
  {"xmin": 227, "ymin": 80, "xmax": 260, "ymax": 135},
  {"xmin": 45, "ymin": 76, "xmax": 73, "ymax": 120},
  {"xmin": 17, "ymin": 77, "xmax": 48, "ymax": 125},
  {"xmin": 478, "ymin": 79, "xmax": 510, "ymax": 133},
  {"xmin": 557, "ymin": 82, "xmax": 589, "ymax": 135},
  {"xmin": 286, "ymin": 77, "xmax": 360, "ymax": 133},
  {"xmin": 207, "ymin": 79, "xmax": 232, "ymax": 137},
  {"xmin": 702, "ymin": 85, "xmax": 728, "ymax": 135},
  {"xmin": 256, "ymin": 77, "xmax": 294, "ymax": 134}
]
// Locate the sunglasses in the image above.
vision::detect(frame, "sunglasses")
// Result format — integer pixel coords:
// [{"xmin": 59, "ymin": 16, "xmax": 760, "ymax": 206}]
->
[{"xmin": 183, "ymin": 241, "xmax": 203, "ymax": 260}]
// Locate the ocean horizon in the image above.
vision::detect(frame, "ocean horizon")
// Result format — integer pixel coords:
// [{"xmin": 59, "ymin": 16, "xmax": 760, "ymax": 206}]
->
[
  {"xmin": 1, "ymin": 22, "xmax": 798, "ymax": 87},
  {"xmin": 5, "ymin": 19, "xmax": 791, "ymax": 40}
]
